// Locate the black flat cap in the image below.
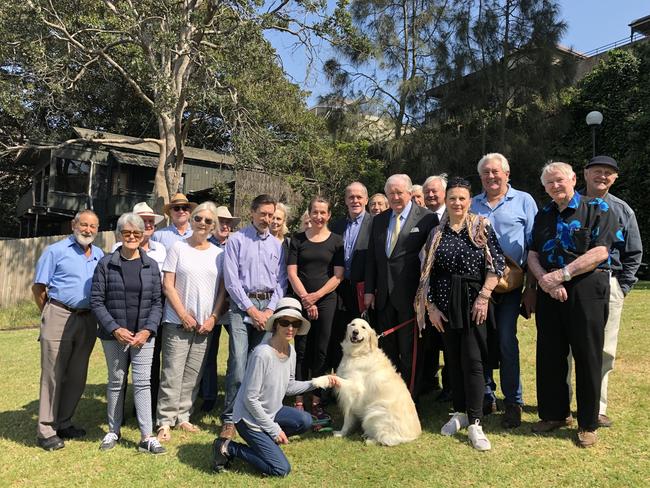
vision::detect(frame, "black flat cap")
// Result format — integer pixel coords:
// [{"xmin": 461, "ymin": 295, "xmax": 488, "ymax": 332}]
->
[{"xmin": 585, "ymin": 155, "xmax": 619, "ymax": 171}]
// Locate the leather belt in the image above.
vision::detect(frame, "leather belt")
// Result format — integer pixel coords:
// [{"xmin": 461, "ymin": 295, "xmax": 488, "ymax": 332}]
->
[
  {"xmin": 49, "ymin": 298, "xmax": 91, "ymax": 314},
  {"xmin": 247, "ymin": 291, "xmax": 273, "ymax": 300}
]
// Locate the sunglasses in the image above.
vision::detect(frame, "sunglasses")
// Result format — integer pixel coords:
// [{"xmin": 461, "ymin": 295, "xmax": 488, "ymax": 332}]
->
[
  {"xmin": 121, "ymin": 230, "xmax": 143, "ymax": 238},
  {"xmin": 277, "ymin": 318, "xmax": 303, "ymax": 329},
  {"xmin": 172, "ymin": 205, "xmax": 191, "ymax": 212},
  {"xmin": 193, "ymin": 215, "xmax": 215, "ymax": 226}
]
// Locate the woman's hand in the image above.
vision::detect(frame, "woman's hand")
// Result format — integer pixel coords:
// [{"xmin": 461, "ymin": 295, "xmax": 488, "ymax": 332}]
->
[
  {"xmin": 197, "ymin": 315, "xmax": 216, "ymax": 335},
  {"xmin": 131, "ymin": 330, "xmax": 151, "ymax": 348},
  {"xmin": 307, "ymin": 305, "xmax": 318, "ymax": 320},
  {"xmin": 181, "ymin": 313, "xmax": 198, "ymax": 331},
  {"xmin": 301, "ymin": 292, "xmax": 320, "ymax": 309},
  {"xmin": 326, "ymin": 374, "xmax": 341, "ymax": 388},
  {"xmin": 426, "ymin": 303, "xmax": 448, "ymax": 333},
  {"xmin": 472, "ymin": 296, "xmax": 489, "ymax": 325},
  {"xmin": 275, "ymin": 431, "xmax": 289, "ymax": 445},
  {"xmin": 113, "ymin": 327, "xmax": 134, "ymax": 346}
]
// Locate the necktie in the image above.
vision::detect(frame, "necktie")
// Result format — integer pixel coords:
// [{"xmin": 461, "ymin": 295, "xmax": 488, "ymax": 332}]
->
[{"xmin": 389, "ymin": 213, "xmax": 401, "ymax": 255}]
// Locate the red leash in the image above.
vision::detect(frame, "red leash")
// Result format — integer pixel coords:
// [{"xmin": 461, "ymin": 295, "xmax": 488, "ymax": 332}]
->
[{"xmin": 376, "ymin": 317, "xmax": 418, "ymax": 394}]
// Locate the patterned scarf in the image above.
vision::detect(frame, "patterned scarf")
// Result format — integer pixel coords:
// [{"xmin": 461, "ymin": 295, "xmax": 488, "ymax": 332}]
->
[{"xmin": 414, "ymin": 212, "xmax": 493, "ymax": 332}]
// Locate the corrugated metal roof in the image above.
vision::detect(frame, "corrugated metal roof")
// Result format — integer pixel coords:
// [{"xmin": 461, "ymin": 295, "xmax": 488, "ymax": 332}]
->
[{"xmin": 73, "ymin": 127, "xmax": 235, "ymax": 166}]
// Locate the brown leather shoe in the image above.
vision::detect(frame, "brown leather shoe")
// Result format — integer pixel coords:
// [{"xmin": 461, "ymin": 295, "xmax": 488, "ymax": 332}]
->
[
  {"xmin": 577, "ymin": 429, "xmax": 598, "ymax": 448},
  {"xmin": 598, "ymin": 414, "xmax": 613, "ymax": 428},
  {"xmin": 502, "ymin": 404, "xmax": 522, "ymax": 428},
  {"xmin": 532, "ymin": 416, "xmax": 573, "ymax": 433},
  {"xmin": 219, "ymin": 422, "xmax": 236, "ymax": 440}
]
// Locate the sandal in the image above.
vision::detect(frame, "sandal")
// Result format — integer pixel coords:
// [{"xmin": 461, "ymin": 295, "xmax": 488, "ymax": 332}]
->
[
  {"xmin": 157, "ymin": 425, "xmax": 171, "ymax": 442},
  {"xmin": 311, "ymin": 403, "xmax": 331, "ymax": 425},
  {"xmin": 177, "ymin": 421, "xmax": 200, "ymax": 433}
]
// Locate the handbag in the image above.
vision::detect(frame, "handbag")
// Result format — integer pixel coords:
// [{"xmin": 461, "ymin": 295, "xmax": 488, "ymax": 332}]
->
[{"xmin": 494, "ymin": 255, "xmax": 524, "ymax": 294}]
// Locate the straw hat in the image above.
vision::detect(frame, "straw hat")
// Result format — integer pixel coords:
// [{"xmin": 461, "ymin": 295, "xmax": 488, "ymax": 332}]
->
[
  {"xmin": 163, "ymin": 193, "xmax": 198, "ymax": 215},
  {"xmin": 132, "ymin": 202, "xmax": 164, "ymax": 225},
  {"xmin": 264, "ymin": 297, "xmax": 310, "ymax": 336},
  {"xmin": 215, "ymin": 206, "xmax": 241, "ymax": 228}
]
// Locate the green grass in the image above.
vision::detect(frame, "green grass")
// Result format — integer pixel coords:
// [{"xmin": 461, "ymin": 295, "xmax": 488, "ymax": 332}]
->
[
  {"xmin": 1, "ymin": 286, "xmax": 649, "ymax": 487},
  {"xmin": 0, "ymin": 300, "xmax": 40, "ymax": 329}
]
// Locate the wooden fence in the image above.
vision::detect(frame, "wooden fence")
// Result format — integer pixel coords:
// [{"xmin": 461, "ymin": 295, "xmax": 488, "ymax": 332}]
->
[{"xmin": 0, "ymin": 231, "xmax": 117, "ymax": 308}]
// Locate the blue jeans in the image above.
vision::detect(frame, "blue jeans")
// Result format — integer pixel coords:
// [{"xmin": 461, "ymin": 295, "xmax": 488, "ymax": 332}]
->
[
  {"xmin": 228, "ymin": 406, "xmax": 312, "ymax": 476},
  {"xmin": 485, "ymin": 287, "xmax": 523, "ymax": 405},
  {"xmin": 221, "ymin": 299, "xmax": 268, "ymax": 423}
]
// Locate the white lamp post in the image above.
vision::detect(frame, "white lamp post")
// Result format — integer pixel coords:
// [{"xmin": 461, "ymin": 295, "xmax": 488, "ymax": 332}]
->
[{"xmin": 586, "ymin": 111, "xmax": 603, "ymax": 157}]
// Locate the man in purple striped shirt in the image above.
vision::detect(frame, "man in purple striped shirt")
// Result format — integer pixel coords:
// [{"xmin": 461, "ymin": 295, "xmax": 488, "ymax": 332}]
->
[{"xmin": 219, "ymin": 194, "xmax": 287, "ymax": 439}]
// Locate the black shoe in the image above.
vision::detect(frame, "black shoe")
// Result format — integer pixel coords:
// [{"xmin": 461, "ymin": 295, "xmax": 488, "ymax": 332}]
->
[
  {"xmin": 57, "ymin": 426, "xmax": 86, "ymax": 439},
  {"xmin": 212, "ymin": 438, "xmax": 232, "ymax": 473},
  {"xmin": 502, "ymin": 403, "xmax": 522, "ymax": 428},
  {"xmin": 436, "ymin": 389, "xmax": 453, "ymax": 403},
  {"xmin": 38, "ymin": 435, "xmax": 65, "ymax": 451},
  {"xmin": 483, "ymin": 399, "xmax": 497, "ymax": 416}
]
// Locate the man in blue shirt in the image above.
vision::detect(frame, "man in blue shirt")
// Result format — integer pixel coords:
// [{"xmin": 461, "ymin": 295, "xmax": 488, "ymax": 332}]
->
[
  {"xmin": 151, "ymin": 193, "xmax": 197, "ymax": 249},
  {"xmin": 32, "ymin": 210, "xmax": 104, "ymax": 450},
  {"xmin": 471, "ymin": 153, "xmax": 538, "ymax": 428},
  {"xmin": 219, "ymin": 194, "xmax": 287, "ymax": 439}
]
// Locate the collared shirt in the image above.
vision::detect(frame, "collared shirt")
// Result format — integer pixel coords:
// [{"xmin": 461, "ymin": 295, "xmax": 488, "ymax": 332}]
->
[
  {"xmin": 434, "ymin": 204, "xmax": 446, "ymax": 222},
  {"xmin": 471, "ymin": 185, "xmax": 538, "ymax": 267},
  {"xmin": 531, "ymin": 192, "xmax": 620, "ymax": 271},
  {"xmin": 223, "ymin": 224, "xmax": 287, "ymax": 312},
  {"xmin": 578, "ymin": 190, "xmax": 643, "ymax": 295},
  {"xmin": 34, "ymin": 235, "xmax": 104, "ymax": 309},
  {"xmin": 385, "ymin": 200, "xmax": 413, "ymax": 256},
  {"xmin": 111, "ymin": 239, "xmax": 167, "ymax": 271},
  {"xmin": 208, "ymin": 235, "xmax": 228, "ymax": 249},
  {"xmin": 343, "ymin": 211, "xmax": 365, "ymax": 279},
  {"xmin": 151, "ymin": 223, "xmax": 193, "ymax": 250}
]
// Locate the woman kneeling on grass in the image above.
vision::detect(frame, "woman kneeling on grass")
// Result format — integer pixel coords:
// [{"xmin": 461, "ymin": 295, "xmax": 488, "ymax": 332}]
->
[{"xmin": 212, "ymin": 297, "xmax": 339, "ymax": 476}]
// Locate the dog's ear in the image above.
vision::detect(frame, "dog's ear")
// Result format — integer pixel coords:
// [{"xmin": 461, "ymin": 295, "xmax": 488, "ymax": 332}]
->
[{"xmin": 369, "ymin": 327, "xmax": 379, "ymax": 351}]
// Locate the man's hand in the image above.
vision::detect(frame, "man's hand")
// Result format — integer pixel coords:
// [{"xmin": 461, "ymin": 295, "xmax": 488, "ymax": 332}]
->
[
  {"xmin": 364, "ymin": 293, "xmax": 375, "ymax": 310},
  {"xmin": 113, "ymin": 327, "xmax": 135, "ymax": 346},
  {"xmin": 131, "ymin": 330, "xmax": 151, "ymax": 348},
  {"xmin": 538, "ymin": 270, "xmax": 563, "ymax": 294},
  {"xmin": 549, "ymin": 285, "xmax": 568, "ymax": 302},
  {"xmin": 522, "ymin": 287, "xmax": 536, "ymax": 316}
]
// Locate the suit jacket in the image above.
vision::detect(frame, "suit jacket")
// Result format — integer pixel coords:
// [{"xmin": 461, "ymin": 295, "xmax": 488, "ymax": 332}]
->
[
  {"xmin": 331, "ymin": 212, "xmax": 373, "ymax": 284},
  {"xmin": 365, "ymin": 205, "xmax": 438, "ymax": 312}
]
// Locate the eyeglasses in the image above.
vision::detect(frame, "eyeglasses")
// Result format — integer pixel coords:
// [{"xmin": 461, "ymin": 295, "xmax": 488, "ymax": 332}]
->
[
  {"xmin": 120, "ymin": 230, "xmax": 143, "ymax": 238},
  {"xmin": 193, "ymin": 215, "xmax": 215, "ymax": 226},
  {"xmin": 277, "ymin": 318, "xmax": 303, "ymax": 329},
  {"xmin": 172, "ymin": 205, "xmax": 191, "ymax": 212}
]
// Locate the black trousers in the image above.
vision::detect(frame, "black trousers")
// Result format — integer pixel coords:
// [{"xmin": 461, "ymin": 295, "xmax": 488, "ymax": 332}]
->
[
  {"xmin": 295, "ymin": 293, "xmax": 338, "ymax": 397},
  {"xmin": 422, "ymin": 321, "xmax": 451, "ymax": 392},
  {"xmin": 536, "ymin": 271, "xmax": 609, "ymax": 431},
  {"xmin": 443, "ymin": 324, "xmax": 487, "ymax": 423},
  {"xmin": 376, "ymin": 300, "xmax": 422, "ymax": 400}
]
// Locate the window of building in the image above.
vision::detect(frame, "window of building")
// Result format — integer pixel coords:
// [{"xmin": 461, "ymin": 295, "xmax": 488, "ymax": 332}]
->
[{"xmin": 54, "ymin": 158, "xmax": 90, "ymax": 194}]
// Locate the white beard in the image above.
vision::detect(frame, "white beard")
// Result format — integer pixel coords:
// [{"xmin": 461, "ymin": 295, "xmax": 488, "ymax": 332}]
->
[{"xmin": 74, "ymin": 230, "xmax": 96, "ymax": 247}]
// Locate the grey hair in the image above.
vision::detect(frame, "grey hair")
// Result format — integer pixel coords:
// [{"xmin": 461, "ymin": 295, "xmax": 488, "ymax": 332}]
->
[
  {"xmin": 72, "ymin": 209, "xmax": 98, "ymax": 223},
  {"xmin": 477, "ymin": 153, "xmax": 510, "ymax": 174},
  {"xmin": 369, "ymin": 193, "xmax": 389, "ymax": 205},
  {"xmin": 191, "ymin": 201, "xmax": 219, "ymax": 224},
  {"xmin": 540, "ymin": 162, "xmax": 575, "ymax": 185},
  {"xmin": 423, "ymin": 174, "xmax": 448, "ymax": 191},
  {"xmin": 384, "ymin": 174, "xmax": 413, "ymax": 194},
  {"xmin": 116, "ymin": 212, "xmax": 145, "ymax": 233},
  {"xmin": 345, "ymin": 181, "xmax": 369, "ymax": 198},
  {"xmin": 412, "ymin": 184, "xmax": 423, "ymax": 194}
]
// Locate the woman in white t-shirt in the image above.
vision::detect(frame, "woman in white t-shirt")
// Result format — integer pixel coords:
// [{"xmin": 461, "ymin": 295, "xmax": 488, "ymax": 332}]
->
[{"xmin": 156, "ymin": 201, "xmax": 226, "ymax": 442}]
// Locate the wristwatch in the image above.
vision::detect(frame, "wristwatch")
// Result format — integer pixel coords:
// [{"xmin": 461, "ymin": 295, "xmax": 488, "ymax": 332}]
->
[{"xmin": 561, "ymin": 266, "xmax": 572, "ymax": 282}]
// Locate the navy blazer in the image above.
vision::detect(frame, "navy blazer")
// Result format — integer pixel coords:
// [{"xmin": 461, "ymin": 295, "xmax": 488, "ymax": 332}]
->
[
  {"xmin": 91, "ymin": 249, "xmax": 163, "ymax": 340},
  {"xmin": 330, "ymin": 211, "xmax": 373, "ymax": 284},
  {"xmin": 365, "ymin": 205, "xmax": 438, "ymax": 311}
]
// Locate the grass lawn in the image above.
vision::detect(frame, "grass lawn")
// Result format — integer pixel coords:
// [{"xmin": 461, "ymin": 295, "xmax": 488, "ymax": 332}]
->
[{"xmin": 1, "ymin": 286, "xmax": 649, "ymax": 487}]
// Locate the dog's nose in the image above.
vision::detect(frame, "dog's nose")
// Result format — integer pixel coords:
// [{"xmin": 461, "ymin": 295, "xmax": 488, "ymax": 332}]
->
[{"xmin": 352, "ymin": 329, "xmax": 359, "ymax": 336}]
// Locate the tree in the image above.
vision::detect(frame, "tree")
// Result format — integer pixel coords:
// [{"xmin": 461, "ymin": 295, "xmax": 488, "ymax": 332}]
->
[
  {"xmin": 2, "ymin": 0, "xmax": 354, "ymax": 208},
  {"xmin": 323, "ymin": 0, "xmax": 452, "ymax": 141}
]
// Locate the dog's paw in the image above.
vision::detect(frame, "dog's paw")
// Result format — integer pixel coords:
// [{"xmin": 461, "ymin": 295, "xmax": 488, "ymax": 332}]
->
[
  {"xmin": 364, "ymin": 438, "xmax": 377, "ymax": 446},
  {"xmin": 332, "ymin": 430, "xmax": 345, "ymax": 438},
  {"xmin": 311, "ymin": 375, "xmax": 331, "ymax": 389}
]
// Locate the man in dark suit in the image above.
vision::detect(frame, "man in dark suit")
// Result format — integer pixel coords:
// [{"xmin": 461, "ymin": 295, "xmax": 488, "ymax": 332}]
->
[
  {"xmin": 329, "ymin": 182, "xmax": 373, "ymax": 370},
  {"xmin": 364, "ymin": 174, "xmax": 439, "ymax": 397}
]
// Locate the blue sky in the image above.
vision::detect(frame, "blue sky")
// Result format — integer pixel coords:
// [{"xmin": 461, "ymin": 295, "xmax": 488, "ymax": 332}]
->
[{"xmin": 266, "ymin": 0, "xmax": 650, "ymax": 106}]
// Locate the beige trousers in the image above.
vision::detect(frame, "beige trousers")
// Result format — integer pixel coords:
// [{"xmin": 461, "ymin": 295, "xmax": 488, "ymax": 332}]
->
[{"xmin": 37, "ymin": 302, "xmax": 96, "ymax": 438}]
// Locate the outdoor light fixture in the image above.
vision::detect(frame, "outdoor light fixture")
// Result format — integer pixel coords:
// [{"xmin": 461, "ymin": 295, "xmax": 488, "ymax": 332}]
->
[{"xmin": 586, "ymin": 111, "xmax": 603, "ymax": 157}]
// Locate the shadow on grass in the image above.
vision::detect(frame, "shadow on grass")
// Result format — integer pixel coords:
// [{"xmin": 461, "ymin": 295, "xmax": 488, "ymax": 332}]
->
[{"xmin": 0, "ymin": 383, "xmax": 107, "ymax": 448}]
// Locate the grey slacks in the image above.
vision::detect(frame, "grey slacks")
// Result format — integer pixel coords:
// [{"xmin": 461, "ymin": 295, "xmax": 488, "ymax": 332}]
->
[{"xmin": 37, "ymin": 301, "xmax": 96, "ymax": 439}]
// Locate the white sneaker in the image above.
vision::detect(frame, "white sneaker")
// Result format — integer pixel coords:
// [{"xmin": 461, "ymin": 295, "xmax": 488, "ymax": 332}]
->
[
  {"xmin": 441, "ymin": 412, "xmax": 469, "ymax": 436},
  {"xmin": 468, "ymin": 420, "xmax": 491, "ymax": 451},
  {"xmin": 99, "ymin": 432, "xmax": 119, "ymax": 451}
]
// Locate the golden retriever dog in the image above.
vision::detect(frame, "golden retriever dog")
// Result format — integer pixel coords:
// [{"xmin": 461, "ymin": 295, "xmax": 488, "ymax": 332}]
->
[{"xmin": 313, "ymin": 318, "xmax": 421, "ymax": 446}]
